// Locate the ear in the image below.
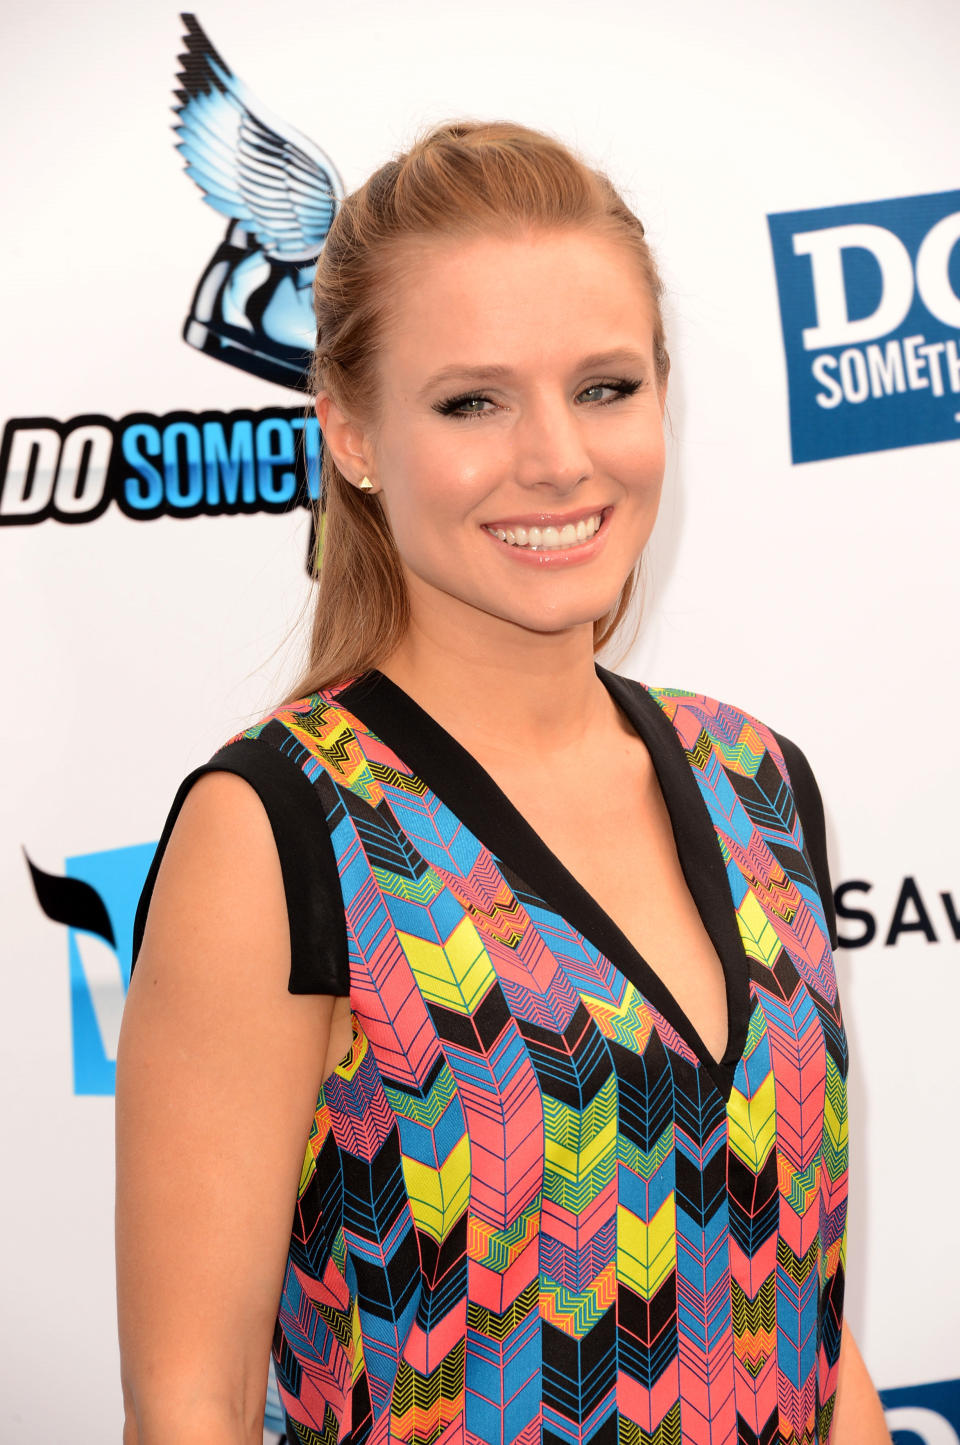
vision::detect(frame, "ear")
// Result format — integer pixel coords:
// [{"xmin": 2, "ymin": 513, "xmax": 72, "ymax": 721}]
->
[{"xmin": 315, "ymin": 392, "xmax": 376, "ymax": 486}]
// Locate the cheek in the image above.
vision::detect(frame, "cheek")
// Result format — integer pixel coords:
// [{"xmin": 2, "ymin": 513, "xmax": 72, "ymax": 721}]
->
[
  {"xmin": 379, "ymin": 451, "xmax": 487, "ymax": 564},
  {"xmin": 391, "ymin": 438, "xmax": 499, "ymax": 531},
  {"xmin": 616, "ymin": 434, "xmax": 665, "ymax": 499}
]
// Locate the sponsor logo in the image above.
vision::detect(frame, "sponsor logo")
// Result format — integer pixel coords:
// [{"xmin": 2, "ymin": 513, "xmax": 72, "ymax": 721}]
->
[
  {"xmin": 0, "ymin": 407, "xmax": 321, "ymax": 545},
  {"xmin": 0, "ymin": 16, "xmax": 340, "ymax": 566},
  {"xmin": 881, "ymin": 1376, "xmax": 960, "ymax": 1444},
  {"xmin": 768, "ymin": 189, "xmax": 960, "ymax": 462},
  {"xmin": 834, "ymin": 875, "xmax": 960, "ymax": 949},
  {"xmin": 26, "ymin": 843, "xmax": 155, "ymax": 1095},
  {"xmin": 174, "ymin": 14, "xmax": 343, "ymax": 390}
]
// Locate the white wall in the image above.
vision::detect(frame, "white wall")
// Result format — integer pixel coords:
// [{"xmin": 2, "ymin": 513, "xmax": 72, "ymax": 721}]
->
[{"xmin": 3, "ymin": 1, "xmax": 957, "ymax": 1437}]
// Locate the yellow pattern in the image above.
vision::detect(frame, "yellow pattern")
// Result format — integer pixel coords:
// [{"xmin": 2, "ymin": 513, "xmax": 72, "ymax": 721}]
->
[
  {"xmin": 778, "ymin": 1155, "xmax": 821, "ymax": 1215},
  {"xmin": 618, "ymin": 1404, "xmax": 681, "ymax": 1445},
  {"xmin": 351, "ymin": 1297, "xmax": 365, "ymax": 1383},
  {"xmin": 298, "ymin": 1101, "xmax": 332, "ymax": 1198},
  {"xmin": 543, "ymin": 1075, "xmax": 617, "ymax": 1207},
  {"xmin": 368, "ymin": 760, "xmax": 428, "ymax": 795},
  {"xmin": 777, "ymin": 1235, "xmax": 821, "ymax": 1285},
  {"xmin": 332, "ymin": 1019, "xmax": 368, "ymax": 1082},
  {"xmin": 731, "ymin": 1275, "xmax": 776, "ymax": 1377},
  {"xmin": 727, "ymin": 1071, "xmax": 776, "ymax": 1174},
  {"xmin": 398, "ymin": 916, "xmax": 496, "ymax": 1015},
  {"xmin": 287, "ymin": 711, "xmax": 381, "ymax": 803},
  {"xmin": 716, "ymin": 722, "xmax": 765, "ymax": 774},
  {"xmin": 540, "ymin": 1259, "xmax": 617, "ymax": 1336},
  {"xmin": 616, "ymin": 1195, "xmax": 676, "ymax": 1300},
  {"xmin": 686, "ymin": 729, "xmax": 713, "ymax": 771},
  {"xmin": 581, "ymin": 987, "xmax": 655, "ymax": 1056},
  {"xmin": 373, "ymin": 867, "xmax": 443, "ymax": 906},
  {"xmin": 401, "ymin": 1135, "xmax": 472, "ymax": 1245},
  {"xmin": 618, "ymin": 1123, "xmax": 673, "ymax": 1181},
  {"xmin": 822, "ymin": 1051, "xmax": 848, "ymax": 1180},
  {"xmin": 390, "ymin": 1342, "xmax": 465, "ymax": 1444},
  {"xmin": 736, "ymin": 890, "xmax": 782, "ymax": 970}
]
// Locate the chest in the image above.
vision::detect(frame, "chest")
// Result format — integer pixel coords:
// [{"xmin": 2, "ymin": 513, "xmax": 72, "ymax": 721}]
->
[
  {"xmin": 321, "ymin": 673, "xmax": 844, "ymax": 1102},
  {"xmin": 476, "ymin": 744, "xmax": 732, "ymax": 1065}
]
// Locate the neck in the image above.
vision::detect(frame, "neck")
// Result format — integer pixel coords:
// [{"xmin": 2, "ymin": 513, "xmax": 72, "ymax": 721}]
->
[{"xmin": 378, "ymin": 591, "xmax": 622, "ymax": 760}]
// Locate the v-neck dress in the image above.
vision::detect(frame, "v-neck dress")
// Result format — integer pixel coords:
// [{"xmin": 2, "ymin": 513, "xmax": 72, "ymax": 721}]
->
[{"xmin": 132, "ymin": 668, "xmax": 848, "ymax": 1445}]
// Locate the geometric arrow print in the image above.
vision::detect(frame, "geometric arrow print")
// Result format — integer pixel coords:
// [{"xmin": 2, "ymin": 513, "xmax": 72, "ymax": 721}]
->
[{"xmin": 225, "ymin": 682, "xmax": 850, "ymax": 1445}]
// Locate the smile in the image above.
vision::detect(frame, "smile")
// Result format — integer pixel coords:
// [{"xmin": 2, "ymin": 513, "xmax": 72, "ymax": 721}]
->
[{"xmin": 482, "ymin": 511, "xmax": 604, "ymax": 551}]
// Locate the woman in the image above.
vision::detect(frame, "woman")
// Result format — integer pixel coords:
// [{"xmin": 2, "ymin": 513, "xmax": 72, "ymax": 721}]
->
[{"xmin": 116, "ymin": 122, "xmax": 890, "ymax": 1444}]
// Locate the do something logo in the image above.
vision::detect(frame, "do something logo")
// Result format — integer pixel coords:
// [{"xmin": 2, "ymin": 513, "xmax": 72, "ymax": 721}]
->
[
  {"xmin": 879, "ymin": 1377, "xmax": 960, "ymax": 1445},
  {"xmin": 768, "ymin": 189, "xmax": 960, "ymax": 463},
  {"xmin": 0, "ymin": 15, "xmax": 341, "ymax": 570}
]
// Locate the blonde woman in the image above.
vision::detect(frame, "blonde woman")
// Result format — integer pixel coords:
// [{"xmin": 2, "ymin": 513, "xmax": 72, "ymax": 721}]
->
[{"xmin": 116, "ymin": 122, "xmax": 889, "ymax": 1445}]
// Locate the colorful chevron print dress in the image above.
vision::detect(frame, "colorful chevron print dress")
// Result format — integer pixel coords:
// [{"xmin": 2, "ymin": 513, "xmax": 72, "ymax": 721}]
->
[{"xmin": 135, "ymin": 667, "xmax": 848, "ymax": 1445}]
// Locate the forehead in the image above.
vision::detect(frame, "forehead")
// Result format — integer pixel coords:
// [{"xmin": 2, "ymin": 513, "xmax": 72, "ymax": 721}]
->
[{"xmin": 380, "ymin": 228, "xmax": 655, "ymax": 378}]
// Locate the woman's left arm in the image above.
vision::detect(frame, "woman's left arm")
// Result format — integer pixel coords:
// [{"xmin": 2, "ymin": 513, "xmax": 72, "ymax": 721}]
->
[{"xmin": 832, "ymin": 1325, "xmax": 892, "ymax": 1444}]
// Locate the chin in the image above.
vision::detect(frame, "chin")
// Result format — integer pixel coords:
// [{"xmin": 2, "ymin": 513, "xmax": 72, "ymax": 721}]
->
[
  {"xmin": 500, "ymin": 600, "xmax": 620, "ymax": 636},
  {"xmin": 515, "ymin": 583, "xmax": 630, "ymax": 632}
]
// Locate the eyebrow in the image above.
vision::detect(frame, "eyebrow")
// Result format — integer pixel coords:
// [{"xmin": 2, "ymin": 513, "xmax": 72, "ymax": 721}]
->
[{"xmin": 416, "ymin": 348, "xmax": 651, "ymax": 399}]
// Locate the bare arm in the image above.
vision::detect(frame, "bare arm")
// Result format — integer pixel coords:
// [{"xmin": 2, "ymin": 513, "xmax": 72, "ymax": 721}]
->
[
  {"xmin": 116, "ymin": 771, "xmax": 335, "ymax": 1444},
  {"xmin": 832, "ymin": 1325, "xmax": 892, "ymax": 1444}
]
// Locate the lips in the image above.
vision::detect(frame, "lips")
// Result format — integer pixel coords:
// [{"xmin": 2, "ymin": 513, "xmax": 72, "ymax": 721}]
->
[
  {"xmin": 483, "ymin": 512, "xmax": 602, "ymax": 551},
  {"xmin": 482, "ymin": 503, "xmax": 609, "ymax": 529},
  {"xmin": 481, "ymin": 505, "xmax": 609, "ymax": 552}
]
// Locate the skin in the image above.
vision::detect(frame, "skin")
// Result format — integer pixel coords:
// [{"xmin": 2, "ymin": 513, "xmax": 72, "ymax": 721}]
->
[{"xmin": 116, "ymin": 226, "xmax": 889, "ymax": 1443}]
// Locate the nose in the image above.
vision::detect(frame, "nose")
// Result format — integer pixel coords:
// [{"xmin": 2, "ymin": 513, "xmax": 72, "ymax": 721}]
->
[{"xmin": 512, "ymin": 393, "xmax": 593, "ymax": 494}]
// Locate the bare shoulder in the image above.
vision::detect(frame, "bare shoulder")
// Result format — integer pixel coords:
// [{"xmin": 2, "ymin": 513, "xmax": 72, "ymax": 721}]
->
[
  {"xmin": 129, "ymin": 769, "xmax": 287, "ymax": 993},
  {"xmin": 121, "ymin": 765, "xmax": 333, "ymax": 1080}
]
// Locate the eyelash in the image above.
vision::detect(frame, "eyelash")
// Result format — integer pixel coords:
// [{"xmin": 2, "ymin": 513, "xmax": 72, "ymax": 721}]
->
[{"xmin": 432, "ymin": 377, "xmax": 644, "ymax": 419}]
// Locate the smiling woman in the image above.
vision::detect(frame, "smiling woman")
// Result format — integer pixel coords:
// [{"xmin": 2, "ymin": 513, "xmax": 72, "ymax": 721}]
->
[
  {"xmin": 115, "ymin": 121, "xmax": 889, "ymax": 1445},
  {"xmin": 292, "ymin": 121, "xmax": 670, "ymax": 690},
  {"xmin": 314, "ymin": 226, "xmax": 666, "ymax": 656}
]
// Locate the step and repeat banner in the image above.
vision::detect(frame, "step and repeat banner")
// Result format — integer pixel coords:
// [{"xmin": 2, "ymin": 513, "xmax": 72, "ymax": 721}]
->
[{"xmin": 3, "ymin": 1, "xmax": 958, "ymax": 1438}]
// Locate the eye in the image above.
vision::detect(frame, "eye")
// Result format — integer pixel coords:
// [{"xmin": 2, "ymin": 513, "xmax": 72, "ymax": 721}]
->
[
  {"xmin": 577, "ymin": 377, "xmax": 643, "ymax": 405},
  {"xmin": 432, "ymin": 392, "xmax": 498, "ymax": 418}
]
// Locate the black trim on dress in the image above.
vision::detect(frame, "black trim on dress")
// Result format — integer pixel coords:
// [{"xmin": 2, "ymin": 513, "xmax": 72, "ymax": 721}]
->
[
  {"xmin": 337, "ymin": 667, "xmax": 755, "ymax": 1099},
  {"xmin": 130, "ymin": 733, "xmax": 350, "ymax": 996},
  {"xmin": 771, "ymin": 729, "xmax": 838, "ymax": 951}
]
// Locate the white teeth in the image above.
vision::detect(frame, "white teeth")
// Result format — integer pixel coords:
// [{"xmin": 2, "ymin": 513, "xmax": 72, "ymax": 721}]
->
[{"xmin": 485, "ymin": 512, "xmax": 604, "ymax": 550}]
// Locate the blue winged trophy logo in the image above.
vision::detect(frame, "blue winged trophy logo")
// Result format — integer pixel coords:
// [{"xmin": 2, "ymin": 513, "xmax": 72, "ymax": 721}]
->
[{"xmin": 174, "ymin": 13, "xmax": 344, "ymax": 390}]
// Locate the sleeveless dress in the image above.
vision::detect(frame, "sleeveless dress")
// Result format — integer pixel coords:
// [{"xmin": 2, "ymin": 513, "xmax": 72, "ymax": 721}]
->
[{"xmin": 133, "ymin": 667, "xmax": 848, "ymax": 1445}]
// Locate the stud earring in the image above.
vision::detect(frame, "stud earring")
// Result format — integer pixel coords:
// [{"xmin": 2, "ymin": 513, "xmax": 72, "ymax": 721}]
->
[{"xmin": 358, "ymin": 476, "xmax": 374, "ymax": 492}]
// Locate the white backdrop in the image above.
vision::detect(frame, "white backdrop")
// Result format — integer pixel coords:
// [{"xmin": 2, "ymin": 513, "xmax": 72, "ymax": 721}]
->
[{"xmin": 3, "ymin": 0, "xmax": 958, "ymax": 1438}]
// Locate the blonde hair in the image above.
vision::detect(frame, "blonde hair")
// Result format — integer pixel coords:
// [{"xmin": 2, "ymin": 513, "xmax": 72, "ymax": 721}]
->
[{"xmin": 285, "ymin": 120, "xmax": 669, "ymax": 701}]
